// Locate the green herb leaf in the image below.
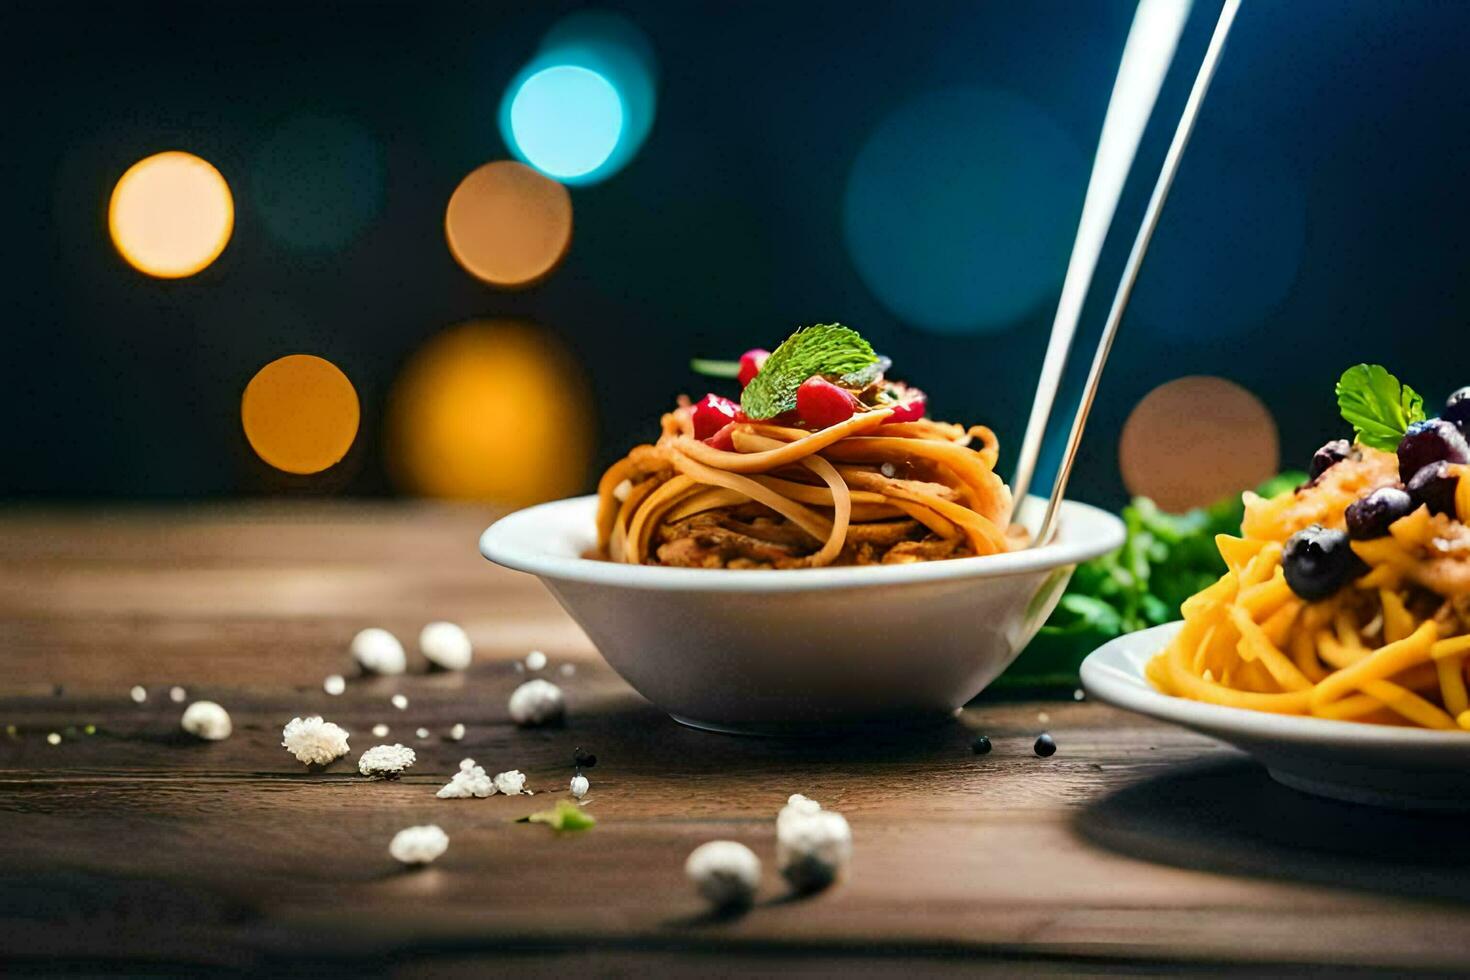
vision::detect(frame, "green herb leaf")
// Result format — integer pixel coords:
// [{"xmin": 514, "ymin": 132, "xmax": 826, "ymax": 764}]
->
[
  {"xmin": 690, "ymin": 358, "xmax": 742, "ymax": 379},
  {"xmin": 527, "ymin": 799, "xmax": 595, "ymax": 832},
  {"xmin": 1335, "ymin": 364, "xmax": 1426, "ymax": 452},
  {"xmin": 740, "ymin": 324, "xmax": 878, "ymax": 420}
]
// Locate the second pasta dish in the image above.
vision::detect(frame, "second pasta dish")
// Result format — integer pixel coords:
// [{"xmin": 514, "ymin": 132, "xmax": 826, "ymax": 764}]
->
[{"xmin": 1150, "ymin": 365, "xmax": 1470, "ymax": 730}]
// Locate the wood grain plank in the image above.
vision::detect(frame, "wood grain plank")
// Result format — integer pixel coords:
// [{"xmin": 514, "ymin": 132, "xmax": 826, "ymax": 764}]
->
[{"xmin": 3, "ymin": 504, "xmax": 1469, "ymax": 973}]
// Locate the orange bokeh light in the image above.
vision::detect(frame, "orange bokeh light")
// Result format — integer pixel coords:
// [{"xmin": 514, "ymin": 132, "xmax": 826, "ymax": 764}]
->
[
  {"xmin": 1119, "ymin": 376, "xmax": 1279, "ymax": 512},
  {"xmin": 109, "ymin": 151, "xmax": 234, "ymax": 278},
  {"xmin": 241, "ymin": 355, "xmax": 361, "ymax": 475},
  {"xmin": 444, "ymin": 161, "xmax": 573, "ymax": 288},
  {"xmin": 385, "ymin": 320, "xmax": 593, "ymax": 504}
]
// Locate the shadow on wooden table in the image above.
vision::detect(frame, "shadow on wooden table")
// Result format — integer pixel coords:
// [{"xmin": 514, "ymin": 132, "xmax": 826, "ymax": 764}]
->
[
  {"xmin": 569, "ymin": 702, "xmax": 978, "ymax": 767},
  {"xmin": 1076, "ymin": 756, "xmax": 1470, "ymax": 904}
]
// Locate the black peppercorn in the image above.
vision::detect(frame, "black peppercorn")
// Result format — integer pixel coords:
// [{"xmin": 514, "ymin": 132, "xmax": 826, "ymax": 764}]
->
[
  {"xmin": 573, "ymin": 748, "xmax": 597, "ymax": 769},
  {"xmin": 1034, "ymin": 733, "xmax": 1057, "ymax": 758},
  {"xmin": 970, "ymin": 735, "xmax": 992, "ymax": 755}
]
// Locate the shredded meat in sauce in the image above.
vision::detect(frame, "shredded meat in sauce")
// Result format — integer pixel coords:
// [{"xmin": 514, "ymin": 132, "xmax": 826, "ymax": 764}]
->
[
  {"xmin": 652, "ymin": 510, "xmax": 972, "ymax": 569},
  {"xmin": 1243, "ymin": 446, "xmax": 1470, "ymax": 598}
]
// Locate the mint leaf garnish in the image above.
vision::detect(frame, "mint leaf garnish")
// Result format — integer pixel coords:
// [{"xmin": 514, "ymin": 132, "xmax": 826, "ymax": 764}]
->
[
  {"xmin": 740, "ymin": 324, "xmax": 878, "ymax": 420},
  {"xmin": 526, "ymin": 799, "xmax": 596, "ymax": 832},
  {"xmin": 690, "ymin": 358, "xmax": 742, "ymax": 379},
  {"xmin": 1335, "ymin": 364, "xmax": 1426, "ymax": 452}
]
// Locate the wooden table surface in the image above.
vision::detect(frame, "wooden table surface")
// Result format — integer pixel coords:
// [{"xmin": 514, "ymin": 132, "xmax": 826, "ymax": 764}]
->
[{"xmin": 3, "ymin": 503, "xmax": 1470, "ymax": 977}]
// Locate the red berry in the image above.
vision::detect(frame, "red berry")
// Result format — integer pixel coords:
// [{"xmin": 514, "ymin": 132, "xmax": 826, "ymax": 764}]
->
[
  {"xmin": 703, "ymin": 422, "xmax": 738, "ymax": 451},
  {"xmin": 795, "ymin": 376, "xmax": 858, "ymax": 429},
  {"xmin": 691, "ymin": 393, "xmax": 739, "ymax": 441},
  {"xmin": 883, "ymin": 385, "xmax": 927, "ymax": 424},
  {"xmin": 737, "ymin": 349, "xmax": 769, "ymax": 388}
]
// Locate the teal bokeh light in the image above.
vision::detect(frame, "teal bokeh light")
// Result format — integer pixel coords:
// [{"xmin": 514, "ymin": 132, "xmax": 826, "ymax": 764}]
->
[
  {"xmin": 500, "ymin": 11, "xmax": 658, "ymax": 186},
  {"xmin": 843, "ymin": 88, "xmax": 1086, "ymax": 335},
  {"xmin": 508, "ymin": 66, "xmax": 623, "ymax": 181}
]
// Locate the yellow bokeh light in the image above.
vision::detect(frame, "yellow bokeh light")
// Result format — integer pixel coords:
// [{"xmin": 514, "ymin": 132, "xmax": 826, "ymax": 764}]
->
[
  {"xmin": 385, "ymin": 320, "xmax": 593, "ymax": 504},
  {"xmin": 444, "ymin": 161, "xmax": 573, "ymax": 288},
  {"xmin": 241, "ymin": 355, "xmax": 361, "ymax": 475},
  {"xmin": 1119, "ymin": 376, "xmax": 1279, "ymax": 513},
  {"xmin": 109, "ymin": 151, "xmax": 234, "ymax": 278}
]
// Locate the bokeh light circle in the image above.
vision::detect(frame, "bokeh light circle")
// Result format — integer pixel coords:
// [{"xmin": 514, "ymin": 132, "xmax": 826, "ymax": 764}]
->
[
  {"xmin": 241, "ymin": 355, "xmax": 361, "ymax": 475},
  {"xmin": 536, "ymin": 11, "xmax": 658, "ymax": 182},
  {"xmin": 508, "ymin": 65, "xmax": 624, "ymax": 181},
  {"xmin": 385, "ymin": 320, "xmax": 594, "ymax": 505},
  {"xmin": 251, "ymin": 114, "xmax": 385, "ymax": 253},
  {"xmin": 109, "ymin": 151, "xmax": 234, "ymax": 278},
  {"xmin": 1119, "ymin": 376, "xmax": 1279, "ymax": 513},
  {"xmin": 1132, "ymin": 145, "xmax": 1306, "ymax": 338},
  {"xmin": 444, "ymin": 161, "xmax": 573, "ymax": 287},
  {"xmin": 843, "ymin": 88, "xmax": 1086, "ymax": 334}
]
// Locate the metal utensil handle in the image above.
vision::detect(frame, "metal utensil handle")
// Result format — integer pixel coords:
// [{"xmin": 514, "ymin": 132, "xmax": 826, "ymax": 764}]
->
[
  {"xmin": 1036, "ymin": 0, "xmax": 1241, "ymax": 546},
  {"xmin": 1009, "ymin": 0, "xmax": 1195, "ymax": 510}
]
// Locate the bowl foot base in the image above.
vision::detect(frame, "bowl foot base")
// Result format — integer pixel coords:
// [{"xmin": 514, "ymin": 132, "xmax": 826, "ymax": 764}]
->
[
  {"xmin": 668, "ymin": 710, "xmax": 958, "ymax": 738},
  {"xmin": 1268, "ymin": 766, "xmax": 1470, "ymax": 812}
]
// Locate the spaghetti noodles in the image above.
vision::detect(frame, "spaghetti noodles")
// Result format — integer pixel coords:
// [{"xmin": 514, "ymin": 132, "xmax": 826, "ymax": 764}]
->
[
  {"xmin": 1148, "ymin": 447, "xmax": 1470, "ymax": 731},
  {"xmin": 593, "ymin": 354, "xmax": 1015, "ymax": 569}
]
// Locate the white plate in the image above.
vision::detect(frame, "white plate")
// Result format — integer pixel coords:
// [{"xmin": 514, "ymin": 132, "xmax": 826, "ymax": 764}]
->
[
  {"xmin": 482, "ymin": 494, "xmax": 1124, "ymax": 734},
  {"xmin": 1082, "ymin": 622, "xmax": 1470, "ymax": 810}
]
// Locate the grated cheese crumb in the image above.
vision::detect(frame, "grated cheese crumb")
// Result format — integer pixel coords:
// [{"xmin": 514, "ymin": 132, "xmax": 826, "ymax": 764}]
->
[
  {"xmin": 389, "ymin": 824, "xmax": 448, "ymax": 865},
  {"xmin": 391, "ymin": 694, "xmax": 408, "ymax": 711},
  {"xmin": 46, "ymin": 732, "xmax": 61, "ymax": 746},
  {"xmin": 372, "ymin": 723, "xmax": 390, "ymax": 738},
  {"xmin": 415, "ymin": 727, "xmax": 430, "ymax": 740},
  {"xmin": 685, "ymin": 841, "xmax": 761, "ymax": 910},
  {"xmin": 358, "ymin": 743, "xmax": 416, "ymax": 778},
  {"xmin": 130, "ymin": 686, "xmax": 147, "ymax": 704},
  {"xmin": 570, "ymin": 773, "xmax": 589, "ymax": 799},
  {"xmin": 181, "ymin": 701, "xmax": 232, "ymax": 741},
  {"xmin": 281, "ymin": 716, "xmax": 350, "ymax": 766},
  {"xmin": 776, "ymin": 794, "xmax": 852, "ymax": 893},
  {"xmin": 351, "ymin": 628, "xmax": 406, "ymax": 675},
  {"xmin": 448, "ymin": 723, "xmax": 465, "ymax": 741},
  {"xmin": 525, "ymin": 650, "xmax": 547, "ymax": 671},
  {"xmin": 493, "ymin": 769, "xmax": 528, "ymax": 795},
  {"xmin": 420, "ymin": 621, "xmax": 473, "ymax": 671},
  {"xmin": 436, "ymin": 758, "xmax": 495, "ymax": 799},
  {"xmin": 169, "ymin": 686, "xmax": 187, "ymax": 703},
  {"xmin": 508, "ymin": 679, "xmax": 564, "ymax": 727},
  {"xmin": 323, "ymin": 674, "xmax": 346, "ymax": 696}
]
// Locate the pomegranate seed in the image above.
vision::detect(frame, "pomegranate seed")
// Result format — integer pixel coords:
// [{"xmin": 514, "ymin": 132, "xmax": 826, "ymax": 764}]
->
[
  {"xmin": 737, "ymin": 349, "xmax": 770, "ymax": 388},
  {"xmin": 796, "ymin": 376, "xmax": 858, "ymax": 429},
  {"xmin": 691, "ymin": 394, "xmax": 739, "ymax": 441},
  {"xmin": 703, "ymin": 422, "xmax": 738, "ymax": 451},
  {"xmin": 884, "ymin": 386, "xmax": 927, "ymax": 424}
]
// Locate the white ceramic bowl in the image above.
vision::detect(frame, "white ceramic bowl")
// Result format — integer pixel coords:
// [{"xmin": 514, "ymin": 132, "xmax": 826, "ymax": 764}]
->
[
  {"xmin": 1082, "ymin": 623, "xmax": 1470, "ymax": 810},
  {"xmin": 481, "ymin": 495, "xmax": 1123, "ymax": 734}
]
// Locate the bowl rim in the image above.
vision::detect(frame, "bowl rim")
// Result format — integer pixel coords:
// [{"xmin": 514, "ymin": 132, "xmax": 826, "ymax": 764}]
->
[
  {"xmin": 480, "ymin": 493, "xmax": 1124, "ymax": 593},
  {"xmin": 1082, "ymin": 621, "xmax": 1470, "ymax": 750}
]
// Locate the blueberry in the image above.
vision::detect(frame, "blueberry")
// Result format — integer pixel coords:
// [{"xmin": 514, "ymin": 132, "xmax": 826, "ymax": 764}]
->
[
  {"xmin": 1345, "ymin": 486, "xmax": 1415, "ymax": 540},
  {"xmin": 1397, "ymin": 419, "xmax": 1470, "ymax": 483},
  {"xmin": 1446, "ymin": 387, "xmax": 1470, "ymax": 435},
  {"xmin": 970, "ymin": 735, "xmax": 992, "ymax": 755},
  {"xmin": 1408, "ymin": 461, "xmax": 1458, "ymax": 517},
  {"xmin": 1033, "ymin": 733, "xmax": 1057, "ymax": 758},
  {"xmin": 1282, "ymin": 525, "xmax": 1368, "ymax": 601},
  {"xmin": 1308, "ymin": 439, "xmax": 1352, "ymax": 482}
]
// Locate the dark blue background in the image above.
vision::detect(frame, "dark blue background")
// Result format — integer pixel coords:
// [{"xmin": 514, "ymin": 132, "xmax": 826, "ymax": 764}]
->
[{"xmin": 4, "ymin": 0, "xmax": 1466, "ymax": 504}]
